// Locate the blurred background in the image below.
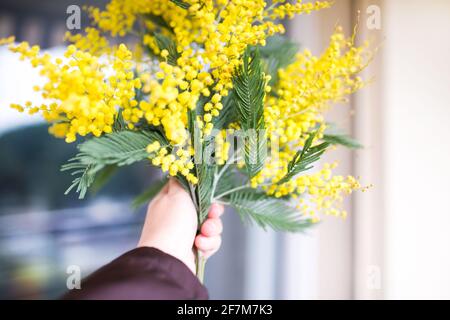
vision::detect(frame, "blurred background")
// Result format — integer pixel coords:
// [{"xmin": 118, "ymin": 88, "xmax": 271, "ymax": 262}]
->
[{"xmin": 0, "ymin": 0, "xmax": 449, "ymax": 299}]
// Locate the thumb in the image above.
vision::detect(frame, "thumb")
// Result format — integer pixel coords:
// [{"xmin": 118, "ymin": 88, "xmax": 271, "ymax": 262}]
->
[{"xmin": 166, "ymin": 178, "xmax": 185, "ymax": 196}]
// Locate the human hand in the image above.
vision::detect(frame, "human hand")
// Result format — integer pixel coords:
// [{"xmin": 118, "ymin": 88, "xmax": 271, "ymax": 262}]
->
[{"xmin": 137, "ymin": 178, "xmax": 224, "ymax": 274}]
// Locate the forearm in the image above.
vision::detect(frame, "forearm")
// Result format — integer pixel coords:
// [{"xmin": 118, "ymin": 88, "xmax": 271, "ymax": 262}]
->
[{"xmin": 62, "ymin": 247, "xmax": 208, "ymax": 300}]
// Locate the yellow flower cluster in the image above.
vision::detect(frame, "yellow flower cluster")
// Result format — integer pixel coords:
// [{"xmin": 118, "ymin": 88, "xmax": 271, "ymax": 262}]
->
[
  {"xmin": 87, "ymin": 0, "xmax": 157, "ymax": 37},
  {"xmin": 65, "ymin": 27, "xmax": 110, "ymax": 56},
  {"xmin": 134, "ymin": 60, "xmax": 195, "ymax": 146},
  {"xmin": 265, "ymin": 162, "xmax": 361, "ymax": 220},
  {"xmin": 1, "ymin": 0, "xmax": 371, "ymax": 219},
  {"xmin": 149, "ymin": 143, "xmax": 198, "ymax": 183},
  {"xmin": 249, "ymin": 26, "xmax": 371, "ymax": 219},
  {"xmin": 0, "ymin": 36, "xmax": 15, "ymax": 45},
  {"xmin": 268, "ymin": 0, "xmax": 332, "ymax": 19},
  {"xmin": 265, "ymin": 27, "xmax": 369, "ymax": 147},
  {"xmin": 78, "ymin": 0, "xmax": 331, "ymax": 137},
  {"xmin": 5, "ymin": 41, "xmax": 140, "ymax": 143},
  {"xmin": 214, "ymin": 130, "xmax": 231, "ymax": 165},
  {"xmin": 65, "ymin": 0, "xmax": 329, "ymax": 181}
]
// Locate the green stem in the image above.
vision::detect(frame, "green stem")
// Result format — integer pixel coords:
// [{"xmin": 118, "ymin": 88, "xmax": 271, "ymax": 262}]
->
[
  {"xmin": 213, "ymin": 184, "xmax": 249, "ymax": 200},
  {"xmin": 196, "ymin": 250, "xmax": 207, "ymax": 284},
  {"xmin": 213, "ymin": 182, "xmax": 275, "ymax": 201}
]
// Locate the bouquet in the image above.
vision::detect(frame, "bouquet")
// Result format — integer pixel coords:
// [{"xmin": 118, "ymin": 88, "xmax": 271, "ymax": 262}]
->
[{"xmin": 1, "ymin": 0, "xmax": 372, "ymax": 281}]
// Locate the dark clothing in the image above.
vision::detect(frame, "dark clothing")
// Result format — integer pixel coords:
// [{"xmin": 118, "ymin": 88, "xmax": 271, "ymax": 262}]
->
[{"xmin": 62, "ymin": 247, "xmax": 208, "ymax": 300}]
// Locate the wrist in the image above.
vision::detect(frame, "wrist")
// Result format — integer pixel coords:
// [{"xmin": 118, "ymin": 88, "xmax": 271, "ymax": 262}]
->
[{"xmin": 138, "ymin": 236, "xmax": 195, "ymax": 273}]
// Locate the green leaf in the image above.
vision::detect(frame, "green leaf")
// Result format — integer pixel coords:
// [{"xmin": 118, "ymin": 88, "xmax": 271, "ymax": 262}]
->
[
  {"xmin": 233, "ymin": 48, "xmax": 266, "ymax": 132},
  {"xmin": 259, "ymin": 35, "xmax": 299, "ymax": 86},
  {"xmin": 153, "ymin": 32, "xmax": 180, "ymax": 66},
  {"xmin": 145, "ymin": 14, "xmax": 172, "ymax": 32},
  {"xmin": 90, "ymin": 165, "xmax": 118, "ymax": 195},
  {"xmin": 78, "ymin": 131, "xmax": 166, "ymax": 166},
  {"xmin": 277, "ymin": 132, "xmax": 330, "ymax": 184},
  {"xmin": 186, "ymin": 107, "xmax": 215, "ymax": 223},
  {"xmin": 170, "ymin": 0, "xmax": 190, "ymax": 9},
  {"xmin": 62, "ymin": 163, "xmax": 104, "ymax": 199},
  {"xmin": 322, "ymin": 123, "xmax": 363, "ymax": 149},
  {"xmin": 113, "ymin": 109, "xmax": 126, "ymax": 132},
  {"xmin": 323, "ymin": 133, "xmax": 363, "ymax": 149},
  {"xmin": 196, "ymin": 137, "xmax": 216, "ymax": 223},
  {"xmin": 132, "ymin": 177, "xmax": 168, "ymax": 209},
  {"xmin": 213, "ymin": 166, "xmax": 241, "ymax": 198},
  {"xmin": 62, "ymin": 130, "xmax": 167, "ymax": 199},
  {"xmin": 197, "ymin": 164, "xmax": 215, "ymax": 223},
  {"xmin": 232, "ymin": 47, "xmax": 267, "ymax": 177},
  {"xmin": 227, "ymin": 190, "xmax": 313, "ymax": 232}
]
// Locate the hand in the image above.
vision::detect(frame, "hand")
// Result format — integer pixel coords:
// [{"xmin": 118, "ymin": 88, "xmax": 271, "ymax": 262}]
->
[{"xmin": 137, "ymin": 178, "xmax": 224, "ymax": 274}]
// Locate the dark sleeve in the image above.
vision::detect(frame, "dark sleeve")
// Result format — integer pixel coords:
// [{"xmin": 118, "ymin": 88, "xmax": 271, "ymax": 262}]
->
[{"xmin": 62, "ymin": 247, "xmax": 208, "ymax": 300}]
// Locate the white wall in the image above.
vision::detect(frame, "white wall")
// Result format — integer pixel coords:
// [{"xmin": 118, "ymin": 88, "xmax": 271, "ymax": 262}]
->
[
  {"xmin": 381, "ymin": 0, "xmax": 450, "ymax": 299},
  {"xmin": 287, "ymin": 0, "xmax": 450, "ymax": 300}
]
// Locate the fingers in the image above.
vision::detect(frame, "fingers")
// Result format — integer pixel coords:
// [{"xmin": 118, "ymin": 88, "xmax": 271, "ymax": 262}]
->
[
  {"xmin": 200, "ymin": 216, "xmax": 223, "ymax": 236},
  {"xmin": 195, "ymin": 203, "xmax": 225, "ymax": 258},
  {"xmin": 208, "ymin": 203, "xmax": 225, "ymax": 219},
  {"xmin": 195, "ymin": 235, "xmax": 222, "ymax": 258},
  {"xmin": 201, "ymin": 203, "xmax": 224, "ymax": 236}
]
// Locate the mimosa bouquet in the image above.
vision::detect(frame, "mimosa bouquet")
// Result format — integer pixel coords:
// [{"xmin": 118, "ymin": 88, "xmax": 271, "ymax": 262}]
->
[{"xmin": 1, "ymin": 0, "xmax": 372, "ymax": 281}]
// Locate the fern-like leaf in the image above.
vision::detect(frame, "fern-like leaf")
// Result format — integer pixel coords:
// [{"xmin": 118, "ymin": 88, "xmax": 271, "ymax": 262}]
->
[
  {"xmin": 113, "ymin": 109, "xmax": 126, "ymax": 132},
  {"xmin": 196, "ymin": 163, "xmax": 214, "ymax": 223},
  {"xmin": 78, "ymin": 131, "xmax": 166, "ymax": 166},
  {"xmin": 213, "ymin": 166, "xmax": 241, "ymax": 198},
  {"xmin": 323, "ymin": 123, "xmax": 363, "ymax": 149},
  {"xmin": 232, "ymin": 47, "xmax": 267, "ymax": 177},
  {"xmin": 228, "ymin": 190, "xmax": 313, "ymax": 232},
  {"xmin": 195, "ymin": 136, "xmax": 216, "ymax": 223},
  {"xmin": 62, "ymin": 162, "xmax": 104, "ymax": 199},
  {"xmin": 277, "ymin": 132, "xmax": 330, "ymax": 184},
  {"xmin": 145, "ymin": 14, "xmax": 172, "ymax": 32},
  {"xmin": 62, "ymin": 130, "xmax": 166, "ymax": 199},
  {"xmin": 259, "ymin": 35, "xmax": 299, "ymax": 86},
  {"xmin": 153, "ymin": 32, "xmax": 180, "ymax": 66},
  {"xmin": 323, "ymin": 133, "xmax": 362, "ymax": 149}
]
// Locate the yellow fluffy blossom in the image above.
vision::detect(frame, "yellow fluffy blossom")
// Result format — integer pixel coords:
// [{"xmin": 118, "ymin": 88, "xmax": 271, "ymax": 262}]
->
[
  {"xmin": 214, "ymin": 130, "xmax": 231, "ymax": 165},
  {"xmin": 1, "ymin": 0, "xmax": 370, "ymax": 219},
  {"xmin": 264, "ymin": 162, "xmax": 362, "ymax": 219},
  {"xmin": 249, "ymin": 26, "xmax": 372, "ymax": 219},
  {"xmin": 70, "ymin": 0, "xmax": 332, "ymax": 137},
  {"xmin": 268, "ymin": 0, "xmax": 332, "ymax": 19},
  {"xmin": 5, "ymin": 42, "xmax": 140, "ymax": 143},
  {"xmin": 0, "ymin": 36, "xmax": 15, "ymax": 45},
  {"xmin": 65, "ymin": 27, "xmax": 110, "ymax": 56}
]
